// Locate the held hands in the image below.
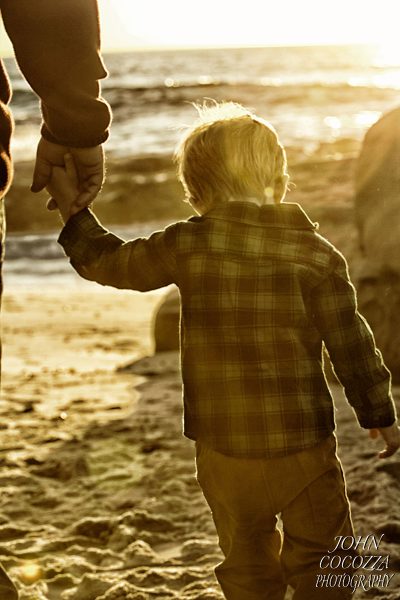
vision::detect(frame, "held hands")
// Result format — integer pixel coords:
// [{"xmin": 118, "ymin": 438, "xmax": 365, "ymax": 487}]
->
[
  {"xmin": 31, "ymin": 138, "xmax": 105, "ymax": 209},
  {"xmin": 369, "ymin": 423, "xmax": 400, "ymax": 458},
  {"xmin": 46, "ymin": 154, "xmax": 81, "ymax": 223}
]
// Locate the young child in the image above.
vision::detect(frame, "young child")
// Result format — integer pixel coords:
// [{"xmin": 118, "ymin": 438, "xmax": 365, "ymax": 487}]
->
[{"xmin": 48, "ymin": 102, "xmax": 399, "ymax": 600}]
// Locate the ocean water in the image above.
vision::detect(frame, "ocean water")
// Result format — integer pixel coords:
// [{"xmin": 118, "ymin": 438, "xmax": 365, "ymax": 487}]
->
[
  {"xmin": 4, "ymin": 221, "xmax": 172, "ymax": 287},
  {"xmin": 6, "ymin": 44, "xmax": 400, "ymax": 160},
  {"xmin": 3, "ymin": 44, "xmax": 400, "ymax": 284}
]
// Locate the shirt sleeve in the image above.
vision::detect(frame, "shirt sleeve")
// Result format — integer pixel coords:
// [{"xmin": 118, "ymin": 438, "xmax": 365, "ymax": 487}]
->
[
  {"xmin": 1, "ymin": 0, "xmax": 111, "ymax": 147},
  {"xmin": 58, "ymin": 208, "xmax": 178, "ymax": 291},
  {"xmin": 310, "ymin": 251, "xmax": 397, "ymax": 429}
]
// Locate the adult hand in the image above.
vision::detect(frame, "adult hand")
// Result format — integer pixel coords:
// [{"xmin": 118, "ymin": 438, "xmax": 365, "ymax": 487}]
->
[
  {"xmin": 46, "ymin": 155, "xmax": 80, "ymax": 224},
  {"xmin": 369, "ymin": 423, "xmax": 400, "ymax": 458},
  {"xmin": 31, "ymin": 138, "xmax": 66, "ymax": 194},
  {"xmin": 31, "ymin": 137, "xmax": 105, "ymax": 209},
  {"xmin": 68, "ymin": 145, "xmax": 105, "ymax": 208}
]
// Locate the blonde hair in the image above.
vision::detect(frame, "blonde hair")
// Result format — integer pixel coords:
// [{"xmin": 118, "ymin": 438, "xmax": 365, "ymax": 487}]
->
[{"xmin": 175, "ymin": 101, "xmax": 288, "ymax": 214}]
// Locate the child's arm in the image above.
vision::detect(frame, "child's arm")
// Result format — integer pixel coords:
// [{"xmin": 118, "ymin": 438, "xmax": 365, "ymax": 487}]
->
[
  {"xmin": 46, "ymin": 154, "xmax": 81, "ymax": 223},
  {"xmin": 310, "ymin": 251, "xmax": 399, "ymax": 458},
  {"xmin": 57, "ymin": 202, "xmax": 178, "ymax": 292}
]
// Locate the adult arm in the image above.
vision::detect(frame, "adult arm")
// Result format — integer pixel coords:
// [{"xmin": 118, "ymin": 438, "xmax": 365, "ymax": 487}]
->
[
  {"xmin": 0, "ymin": 61, "xmax": 13, "ymax": 197},
  {"xmin": 1, "ymin": 0, "xmax": 111, "ymax": 202}
]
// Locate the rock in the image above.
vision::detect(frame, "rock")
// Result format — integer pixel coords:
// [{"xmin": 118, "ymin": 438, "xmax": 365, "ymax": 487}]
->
[
  {"xmin": 356, "ymin": 271, "xmax": 400, "ymax": 380},
  {"xmin": 153, "ymin": 288, "xmax": 180, "ymax": 352},
  {"xmin": 354, "ymin": 107, "xmax": 400, "ymax": 381},
  {"xmin": 117, "ymin": 288, "xmax": 180, "ymax": 372},
  {"xmin": 354, "ymin": 106, "xmax": 400, "ymax": 261},
  {"xmin": 117, "ymin": 352, "xmax": 180, "ymax": 377}
]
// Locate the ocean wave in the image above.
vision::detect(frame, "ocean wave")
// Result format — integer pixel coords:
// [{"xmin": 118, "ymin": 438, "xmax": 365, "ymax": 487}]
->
[
  {"xmin": 103, "ymin": 77, "xmax": 400, "ymax": 95},
  {"xmin": 11, "ymin": 77, "xmax": 399, "ymax": 114},
  {"xmin": 5, "ymin": 221, "xmax": 168, "ymax": 261},
  {"xmin": 10, "ymin": 69, "xmax": 400, "ymax": 103},
  {"xmin": 5, "ymin": 233, "xmax": 63, "ymax": 261},
  {"xmin": 6, "ymin": 46, "xmax": 400, "ymax": 163}
]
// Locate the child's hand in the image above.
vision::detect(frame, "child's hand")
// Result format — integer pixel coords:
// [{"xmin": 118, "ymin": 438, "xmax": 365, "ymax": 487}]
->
[
  {"xmin": 46, "ymin": 154, "xmax": 80, "ymax": 223},
  {"xmin": 369, "ymin": 423, "xmax": 400, "ymax": 458}
]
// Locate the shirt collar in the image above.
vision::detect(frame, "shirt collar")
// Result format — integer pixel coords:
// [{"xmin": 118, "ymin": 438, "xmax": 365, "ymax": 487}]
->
[{"xmin": 201, "ymin": 201, "xmax": 318, "ymax": 231}]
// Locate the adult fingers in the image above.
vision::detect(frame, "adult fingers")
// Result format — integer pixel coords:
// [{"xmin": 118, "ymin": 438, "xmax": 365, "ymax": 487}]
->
[
  {"xmin": 64, "ymin": 154, "xmax": 79, "ymax": 187},
  {"xmin": 70, "ymin": 146, "xmax": 105, "ymax": 207},
  {"xmin": 31, "ymin": 138, "xmax": 67, "ymax": 193},
  {"xmin": 31, "ymin": 158, "xmax": 52, "ymax": 193}
]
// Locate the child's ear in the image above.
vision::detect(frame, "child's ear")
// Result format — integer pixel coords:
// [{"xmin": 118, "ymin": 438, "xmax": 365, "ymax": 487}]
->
[{"xmin": 274, "ymin": 174, "xmax": 289, "ymax": 203}]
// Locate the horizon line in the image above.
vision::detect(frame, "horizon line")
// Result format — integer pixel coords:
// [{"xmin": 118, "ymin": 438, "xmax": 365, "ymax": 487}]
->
[
  {"xmin": 0, "ymin": 40, "xmax": 379, "ymax": 60},
  {"xmin": 101, "ymin": 40, "xmax": 378, "ymax": 55}
]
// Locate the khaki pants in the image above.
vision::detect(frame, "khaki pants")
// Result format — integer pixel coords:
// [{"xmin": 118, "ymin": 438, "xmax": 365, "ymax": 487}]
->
[{"xmin": 196, "ymin": 434, "xmax": 355, "ymax": 600}]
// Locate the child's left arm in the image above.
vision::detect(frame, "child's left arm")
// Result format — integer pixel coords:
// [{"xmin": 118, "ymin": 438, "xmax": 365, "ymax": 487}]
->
[
  {"xmin": 310, "ymin": 250, "xmax": 398, "ymax": 457},
  {"xmin": 46, "ymin": 154, "xmax": 81, "ymax": 223}
]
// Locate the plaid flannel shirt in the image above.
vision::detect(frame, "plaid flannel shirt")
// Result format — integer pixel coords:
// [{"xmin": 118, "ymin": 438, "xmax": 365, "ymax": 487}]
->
[{"xmin": 58, "ymin": 201, "xmax": 396, "ymax": 458}]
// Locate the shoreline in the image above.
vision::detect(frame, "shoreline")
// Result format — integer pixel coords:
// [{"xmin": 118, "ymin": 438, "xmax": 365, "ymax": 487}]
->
[
  {"xmin": 5, "ymin": 140, "xmax": 362, "ymax": 281},
  {"xmin": 5, "ymin": 136, "xmax": 360, "ymax": 232}
]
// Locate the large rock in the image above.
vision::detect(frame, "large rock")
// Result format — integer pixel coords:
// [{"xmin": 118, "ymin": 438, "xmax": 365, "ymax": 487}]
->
[
  {"xmin": 354, "ymin": 107, "xmax": 400, "ymax": 380},
  {"xmin": 118, "ymin": 289, "xmax": 180, "ymax": 375},
  {"xmin": 153, "ymin": 287, "xmax": 180, "ymax": 352}
]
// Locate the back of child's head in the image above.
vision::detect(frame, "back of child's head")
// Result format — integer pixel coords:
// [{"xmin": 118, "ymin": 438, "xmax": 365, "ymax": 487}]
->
[{"xmin": 175, "ymin": 101, "xmax": 288, "ymax": 214}]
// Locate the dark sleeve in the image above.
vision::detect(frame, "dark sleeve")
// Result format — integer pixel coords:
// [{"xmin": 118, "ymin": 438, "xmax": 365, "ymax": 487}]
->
[
  {"xmin": 0, "ymin": 60, "xmax": 13, "ymax": 196},
  {"xmin": 310, "ymin": 251, "xmax": 397, "ymax": 429},
  {"xmin": 58, "ymin": 208, "xmax": 178, "ymax": 291},
  {"xmin": 1, "ymin": 0, "xmax": 111, "ymax": 147}
]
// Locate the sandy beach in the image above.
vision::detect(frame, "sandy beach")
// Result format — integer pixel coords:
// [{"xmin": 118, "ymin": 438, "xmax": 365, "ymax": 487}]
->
[{"xmin": 0, "ymin": 275, "xmax": 399, "ymax": 599}]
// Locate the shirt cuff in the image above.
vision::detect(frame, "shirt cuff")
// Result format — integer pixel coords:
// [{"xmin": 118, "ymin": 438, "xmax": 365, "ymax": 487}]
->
[
  {"xmin": 58, "ymin": 208, "xmax": 103, "ymax": 264},
  {"xmin": 41, "ymin": 124, "xmax": 109, "ymax": 149}
]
